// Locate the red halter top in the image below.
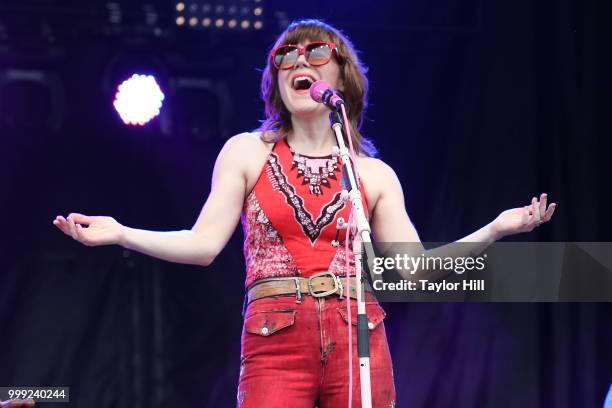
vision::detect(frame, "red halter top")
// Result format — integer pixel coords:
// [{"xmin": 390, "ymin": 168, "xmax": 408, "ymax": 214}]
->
[{"xmin": 241, "ymin": 137, "xmax": 369, "ymax": 288}]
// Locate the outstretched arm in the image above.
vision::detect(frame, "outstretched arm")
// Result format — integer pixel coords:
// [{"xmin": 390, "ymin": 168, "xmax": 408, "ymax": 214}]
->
[
  {"xmin": 367, "ymin": 160, "xmax": 556, "ymax": 280},
  {"xmin": 53, "ymin": 134, "xmax": 253, "ymax": 267}
]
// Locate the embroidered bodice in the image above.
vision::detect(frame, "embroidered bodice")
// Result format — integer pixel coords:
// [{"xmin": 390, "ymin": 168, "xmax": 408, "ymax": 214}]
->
[{"xmin": 240, "ymin": 137, "xmax": 369, "ymax": 288}]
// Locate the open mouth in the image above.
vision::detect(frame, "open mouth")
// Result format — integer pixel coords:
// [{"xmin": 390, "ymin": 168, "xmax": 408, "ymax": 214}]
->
[{"xmin": 292, "ymin": 75, "xmax": 315, "ymax": 93}]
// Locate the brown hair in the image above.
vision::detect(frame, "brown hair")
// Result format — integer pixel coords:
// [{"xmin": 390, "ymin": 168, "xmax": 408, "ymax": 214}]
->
[{"xmin": 259, "ymin": 19, "xmax": 377, "ymax": 157}]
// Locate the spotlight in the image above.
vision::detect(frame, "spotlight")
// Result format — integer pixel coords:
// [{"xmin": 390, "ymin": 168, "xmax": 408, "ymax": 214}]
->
[
  {"xmin": 113, "ymin": 74, "xmax": 164, "ymax": 126},
  {"xmin": 175, "ymin": 1, "xmax": 265, "ymax": 30}
]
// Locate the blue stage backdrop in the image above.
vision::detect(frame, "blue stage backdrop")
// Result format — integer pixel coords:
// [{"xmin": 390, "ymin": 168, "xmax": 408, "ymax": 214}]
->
[{"xmin": 0, "ymin": 0, "xmax": 610, "ymax": 407}]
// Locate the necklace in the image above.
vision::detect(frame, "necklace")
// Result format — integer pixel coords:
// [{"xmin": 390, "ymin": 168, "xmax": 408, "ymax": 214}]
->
[{"xmin": 289, "ymin": 147, "xmax": 340, "ymax": 196}]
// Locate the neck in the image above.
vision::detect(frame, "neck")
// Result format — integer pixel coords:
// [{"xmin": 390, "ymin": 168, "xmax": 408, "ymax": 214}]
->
[{"xmin": 287, "ymin": 113, "xmax": 337, "ymax": 156}]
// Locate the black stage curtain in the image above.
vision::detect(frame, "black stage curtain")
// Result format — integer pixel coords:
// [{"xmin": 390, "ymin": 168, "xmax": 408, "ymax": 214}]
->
[{"xmin": 1, "ymin": 0, "xmax": 610, "ymax": 407}]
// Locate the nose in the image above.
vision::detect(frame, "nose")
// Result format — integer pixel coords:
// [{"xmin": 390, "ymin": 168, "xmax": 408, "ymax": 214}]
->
[{"xmin": 293, "ymin": 52, "xmax": 310, "ymax": 69}]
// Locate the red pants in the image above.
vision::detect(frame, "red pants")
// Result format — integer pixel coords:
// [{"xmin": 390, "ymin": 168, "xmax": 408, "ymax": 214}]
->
[{"xmin": 236, "ymin": 294, "xmax": 396, "ymax": 407}]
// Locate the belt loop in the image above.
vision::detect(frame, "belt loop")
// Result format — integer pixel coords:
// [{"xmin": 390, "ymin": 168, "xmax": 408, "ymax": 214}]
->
[
  {"xmin": 338, "ymin": 276, "xmax": 344, "ymax": 299},
  {"xmin": 294, "ymin": 277, "xmax": 302, "ymax": 303}
]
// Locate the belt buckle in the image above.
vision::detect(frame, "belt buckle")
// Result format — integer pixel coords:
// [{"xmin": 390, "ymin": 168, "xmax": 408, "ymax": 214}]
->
[{"xmin": 308, "ymin": 271, "xmax": 340, "ymax": 298}]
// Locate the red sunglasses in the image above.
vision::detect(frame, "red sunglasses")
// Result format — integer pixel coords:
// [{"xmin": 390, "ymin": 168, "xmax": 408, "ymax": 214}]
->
[{"xmin": 271, "ymin": 41, "xmax": 337, "ymax": 70}]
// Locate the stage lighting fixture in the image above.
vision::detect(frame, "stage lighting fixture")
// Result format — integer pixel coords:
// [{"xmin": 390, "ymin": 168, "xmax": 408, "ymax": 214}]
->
[
  {"xmin": 113, "ymin": 74, "xmax": 165, "ymax": 126},
  {"xmin": 174, "ymin": 0, "xmax": 264, "ymax": 30}
]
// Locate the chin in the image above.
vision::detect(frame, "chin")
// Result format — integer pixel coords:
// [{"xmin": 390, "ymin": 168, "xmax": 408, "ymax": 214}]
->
[{"xmin": 287, "ymin": 98, "xmax": 327, "ymax": 117}]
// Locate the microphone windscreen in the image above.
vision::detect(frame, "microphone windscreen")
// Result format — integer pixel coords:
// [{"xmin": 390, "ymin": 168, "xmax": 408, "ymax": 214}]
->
[{"xmin": 309, "ymin": 80, "xmax": 331, "ymax": 103}]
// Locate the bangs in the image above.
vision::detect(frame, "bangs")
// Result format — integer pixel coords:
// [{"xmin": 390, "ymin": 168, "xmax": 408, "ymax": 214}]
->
[{"xmin": 278, "ymin": 24, "xmax": 335, "ymax": 47}]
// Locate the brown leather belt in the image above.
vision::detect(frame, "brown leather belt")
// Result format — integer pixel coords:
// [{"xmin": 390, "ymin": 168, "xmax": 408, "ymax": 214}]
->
[{"xmin": 246, "ymin": 271, "xmax": 374, "ymax": 305}]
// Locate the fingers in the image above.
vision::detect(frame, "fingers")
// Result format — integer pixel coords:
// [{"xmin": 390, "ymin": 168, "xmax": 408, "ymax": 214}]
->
[
  {"xmin": 68, "ymin": 216, "xmax": 79, "ymax": 239},
  {"xmin": 543, "ymin": 202, "xmax": 557, "ymax": 222},
  {"xmin": 531, "ymin": 196, "xmax": 541, "ymax": 223},
  {"xmin": 67, "ymin": 213, "xmax": 92, "ymax": 225},
  {"xmin": 53, "ymin": 216, "xmax": 71, "ymax": 235},
  {"xmin": 52, "ymin": 214, "xmax": 87, "ymax": 241},
  {"xmin": 538, "ymin": 193, "xmax": 547, "ymax": 217},
  {"xmin": 526, "ymin": 193, "xmax": 557, "ymax": 228}
]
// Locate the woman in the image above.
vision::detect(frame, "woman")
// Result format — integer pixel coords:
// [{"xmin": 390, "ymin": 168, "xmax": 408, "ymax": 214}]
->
[{"xmin": 53, "ymin": 19, "xmax": 555, "ymax": 407}]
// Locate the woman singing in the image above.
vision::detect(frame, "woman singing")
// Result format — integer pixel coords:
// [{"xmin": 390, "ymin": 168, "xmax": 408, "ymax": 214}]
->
[{"xmin": 53, "ymin": 19, "xmax": 556, "ymax": 407}]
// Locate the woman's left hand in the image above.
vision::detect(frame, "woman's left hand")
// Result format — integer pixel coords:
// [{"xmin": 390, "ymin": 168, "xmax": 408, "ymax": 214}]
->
[{"xmin": 491, "ymin": 193, "xmax": 557, "ymax": 239}]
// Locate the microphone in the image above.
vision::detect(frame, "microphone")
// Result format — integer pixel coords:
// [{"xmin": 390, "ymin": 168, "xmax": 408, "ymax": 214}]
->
[{"xmin": 309, "ymin": 80, "xmax": 345, "ymax": 110}]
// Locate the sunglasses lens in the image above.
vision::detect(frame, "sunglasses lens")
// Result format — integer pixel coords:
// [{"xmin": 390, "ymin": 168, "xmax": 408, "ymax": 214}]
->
[
  {"xmin": 274, "ymin": 46, "xmax": 299, "ymax": 69},
  {"xmin": 307, "ymin": 43, "xmax": 332, "ymax": 66}
]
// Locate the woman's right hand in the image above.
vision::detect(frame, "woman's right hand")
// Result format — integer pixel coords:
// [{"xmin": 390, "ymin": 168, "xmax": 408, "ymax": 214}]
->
[{"xmin": 53, "ymin": 213, "xmax": 124, "ymax": 247}]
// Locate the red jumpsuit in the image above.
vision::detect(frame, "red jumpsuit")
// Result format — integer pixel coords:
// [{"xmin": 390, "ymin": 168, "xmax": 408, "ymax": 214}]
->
[{"xmin": 237, "ymin": 138, "xmax": 396, "ymax": 407}]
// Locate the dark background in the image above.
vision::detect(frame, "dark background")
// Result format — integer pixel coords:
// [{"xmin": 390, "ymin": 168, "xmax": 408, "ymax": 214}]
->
[{"xmin": 0, "ymin": 0, "xmax": 610, "ymax": 407}]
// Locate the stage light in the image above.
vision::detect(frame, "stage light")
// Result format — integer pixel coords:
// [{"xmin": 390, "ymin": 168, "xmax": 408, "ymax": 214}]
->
[
  {"xmin": 113, "ymin": 74, "xmax": 165, "ymax": 126},
  {"xmin": 175, "ymin": 1, "xmax": 265, "ymax": 30},
  {"xmin": 228, "ymin": 19, "xmax": 237, "ymax": 29},
  {"xmin": 202, "ymin": 17, "xmax": 211, "ymax": 27}
]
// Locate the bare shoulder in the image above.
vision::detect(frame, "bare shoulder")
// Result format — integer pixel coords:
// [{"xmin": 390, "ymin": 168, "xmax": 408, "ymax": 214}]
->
[
  {"xmin": 357, "ymin": 156, "xmax": 400, "ymax": 189},
  {"xmin": 355, "ymin": 156, "xmax": 402, "ymax": 211},
  {"xmin": 217, "ymin": 131, "xmax": 272, "ymax": 168},
  {"xmin": 223, "ymin": 131, "xmax": 274, "ymax": 156},
  {"xmin": 218, "ymin": 131, "xmax": 275, "ymax": 192}
]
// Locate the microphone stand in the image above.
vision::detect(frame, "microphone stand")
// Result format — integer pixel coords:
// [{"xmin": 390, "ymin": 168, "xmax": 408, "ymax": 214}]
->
[{"xmin": 329, "ymin": 109, "xmax": 375, "ymax": 408}]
